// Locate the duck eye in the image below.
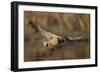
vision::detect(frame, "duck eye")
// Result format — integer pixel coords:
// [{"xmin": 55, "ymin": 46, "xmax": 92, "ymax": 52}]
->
[
  {"xmin": 58, "ymin": 38, "xmax": 65, "ymax": 43},
  {"xmin": 61, "ymin": 38, "xmax": 65, "ymax": 42}
]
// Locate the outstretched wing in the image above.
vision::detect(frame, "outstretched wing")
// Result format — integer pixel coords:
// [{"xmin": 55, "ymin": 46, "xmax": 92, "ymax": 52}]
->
[
  {"xmin": 66, "ymin": 36, "xmax": 85, "ymax": 40},
  {"xmin": 64, "ymin": 32, "xmax": 90, "ymax": 41},
  {"xmin": 37, "ymin": 25, "xmax": 59, "ymax": 40}
]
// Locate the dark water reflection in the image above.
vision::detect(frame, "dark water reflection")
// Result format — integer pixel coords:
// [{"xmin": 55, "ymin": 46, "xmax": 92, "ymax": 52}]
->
[{"xmin": 24, "ymin": 40, "xmax": 90, "ymax": 61}]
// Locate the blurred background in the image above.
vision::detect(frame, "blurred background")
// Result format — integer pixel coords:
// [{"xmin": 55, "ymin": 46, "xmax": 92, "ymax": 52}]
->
[{"xmin": 24, "ymin": 11, "xmax": 90, "ymax": 62}]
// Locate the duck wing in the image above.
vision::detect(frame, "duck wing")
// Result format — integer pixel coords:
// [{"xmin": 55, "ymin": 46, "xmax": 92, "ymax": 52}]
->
[
  {"xmin": 65, "ymin": 32, "xmax": 89, "ymax": 41},
  {"xmin": 37, "ymin": 25, "xmax": 59, "ymax": 40}
]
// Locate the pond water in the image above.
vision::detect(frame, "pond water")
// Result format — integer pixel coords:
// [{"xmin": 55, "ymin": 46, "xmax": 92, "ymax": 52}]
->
[{"xmin": 24, "ymin": 40, "xmax": 90, "ymax": 61}]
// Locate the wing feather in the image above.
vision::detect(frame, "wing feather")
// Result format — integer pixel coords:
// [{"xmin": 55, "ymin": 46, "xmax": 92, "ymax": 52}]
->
[{"xmin": 37, "ymin": 25, "xmax": 59, "ymax": 40}]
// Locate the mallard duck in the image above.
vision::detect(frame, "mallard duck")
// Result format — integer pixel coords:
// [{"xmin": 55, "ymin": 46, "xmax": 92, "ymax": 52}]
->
[
  {"xmin": 37, "ymin": 25, "xmax": 65, "ymax": 48},
  {"xmin": 37, "ymin": 25, "xmax": 89, "ymax": 49},
  {"xmin": 29, "ymin": 21, "xmax": 89, "ymax": 49}
]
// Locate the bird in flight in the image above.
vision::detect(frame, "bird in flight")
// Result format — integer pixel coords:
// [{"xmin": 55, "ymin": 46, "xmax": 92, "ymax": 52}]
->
[
  {"xmin": 37, "ymin": 25, "xmax": 65, "ymax": 49},
  {"xmin": 29, "ymin": 21, "xmax": 89, "ymax": 49},
  {"xmin": 37, "ymin": 25, "xmax": 89, "ymax": 49}
]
